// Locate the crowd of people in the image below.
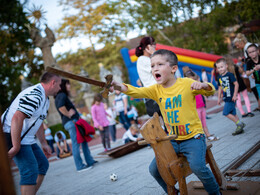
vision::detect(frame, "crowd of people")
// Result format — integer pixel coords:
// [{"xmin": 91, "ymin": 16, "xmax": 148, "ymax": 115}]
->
[{"xmin": 1, "ymin": 33, "xmax": 259, "ymax": 195}]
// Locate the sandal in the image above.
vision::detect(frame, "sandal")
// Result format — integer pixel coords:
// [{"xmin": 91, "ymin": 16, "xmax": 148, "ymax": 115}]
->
[{"xmin": 207, "ymin": 136, "xmax": 220, "ymax": 142}]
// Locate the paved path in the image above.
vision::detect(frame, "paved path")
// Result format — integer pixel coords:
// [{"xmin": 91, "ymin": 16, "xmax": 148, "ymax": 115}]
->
[{"xmin": 12, "ymin": 94, "xmax": 260, "ymax": 195}]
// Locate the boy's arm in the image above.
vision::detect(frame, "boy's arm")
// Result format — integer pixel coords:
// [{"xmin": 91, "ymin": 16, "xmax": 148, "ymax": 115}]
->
[
  {"xmin": 111, "ymin": 81, "xmax": 153, "ymax": 99},
  {"xmin": 56, "ymin": 141, "xmax": 63, "ymax": 154},
  {"xmin": 232, "ymin": 81, "xmax": 239, "ymax": 102},
  {"xmin": 64, "ymin": 140, "xmax": 68, "ymax": 152},
  {"xmin": 191, "ymin": 82, "xmax": 212, "ymax": 90},
  {"xmin": 191, "ymin": 82, "xmax": 215, "ymax": 96},
  {"xmin": 123, "ymin": 97, "xmax": 128, "ymax": 115}
]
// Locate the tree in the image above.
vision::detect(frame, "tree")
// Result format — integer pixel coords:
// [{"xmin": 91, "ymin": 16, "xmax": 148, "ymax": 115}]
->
[
  {"xmin": 56, "ymin": 38, "xmax": 126, "ymax": 102},
  {"xmin": 57, "ymin": 0, "xmax": 128, "ymax": 59},
  {"xmin": 0, "ymin": 0, "xmax": 44, "ymax": 113}
]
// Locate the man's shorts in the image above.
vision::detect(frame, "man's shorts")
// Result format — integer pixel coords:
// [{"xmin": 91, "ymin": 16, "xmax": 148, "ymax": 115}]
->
[
  {"xmin": 223, "ymin": 101, "xmax": 236, "ymax": 116},
  {"xmin": 13, "ymin": 143, "xmax": 49, "ymax": 185}
]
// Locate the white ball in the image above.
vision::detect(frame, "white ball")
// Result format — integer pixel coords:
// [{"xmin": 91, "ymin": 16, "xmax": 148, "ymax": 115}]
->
[{"xmin": 110, "ymin": 173, "xmax": 118, "ymax": 181}]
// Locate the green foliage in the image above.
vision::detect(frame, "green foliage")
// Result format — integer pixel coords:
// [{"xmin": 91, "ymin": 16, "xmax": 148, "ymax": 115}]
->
[
  {"xmin": 56, "ymin": 39, "xmax": 127, "ymax": 103},
  {"xmin": 134, "ymin": 101, "xmax": 146, "ymax": 117},
  {"xmin": 49, "ymin": 123, "xmax": 70, "ymax": 139},
  {"xmin": 0, "ymin": 0, "xmax": 44, "ymax": 113}
]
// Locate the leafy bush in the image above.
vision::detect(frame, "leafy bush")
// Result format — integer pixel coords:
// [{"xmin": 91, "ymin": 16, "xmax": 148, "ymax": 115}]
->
[{"xmin": 135, "ymin": 101, "xmax": 147, "ymax": 116}]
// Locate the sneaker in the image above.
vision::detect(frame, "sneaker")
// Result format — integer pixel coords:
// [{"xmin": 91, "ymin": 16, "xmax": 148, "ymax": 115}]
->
[
  {"xmin": 247, "ymin": 112, "xmax": 254, "ymax": 117},
  {"xmin": 232, "ymin": 129, "xmax": 244, "ymax": 136},
  {"xmin": 233, "ymin": 123, "xmax": 245, "ymax": 136},
  {"xmin": 77, "ymin": 165, "xmax": 93, "ymax": 173},
  {"xmin": 104, "ymin": 148, "xmax": 108, "ymax": 152},
  {"xmin": 207, "ymin": 136, "xmax": 220, "ymax": 142},
  {"xmin": 242, "ymin": 113, "xmax": 248, "ymax": 118}
]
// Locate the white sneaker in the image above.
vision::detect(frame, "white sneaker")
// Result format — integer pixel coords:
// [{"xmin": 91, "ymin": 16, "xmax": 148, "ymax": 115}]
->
[
  {"xmin": 77, "ymin": 165, "xmax": 93, "ymax": 173},
  {"xmin": 207, "ymin": 136, "xmax": 220, "ymax": 142}
]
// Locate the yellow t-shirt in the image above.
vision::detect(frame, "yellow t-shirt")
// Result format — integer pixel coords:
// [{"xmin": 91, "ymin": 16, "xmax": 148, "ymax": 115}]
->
[{"xmin": 124, "ymin": 78, "xmax": 215, "ymax": 140}]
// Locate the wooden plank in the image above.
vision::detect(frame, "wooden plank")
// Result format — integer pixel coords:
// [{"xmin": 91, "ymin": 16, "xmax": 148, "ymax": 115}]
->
[
  {"xmin": 206, "ymin": 147, "xmax": 227, "ymax": 188},
  {"xmin": 225, "ymin": 169, "xmax": 260, "ymax": 177},
  {"xmin": 223, "ymin": 141, "xmax": 260, "ymax": 174},
  {"xmin": 0, "ymin": 121, "xmax": 16, "ymax": 195},
  {"xmin": 188, "ymin": 181, "xmax": 260, "ymax": 194},
  {"xmin": 98, "ymin": 141, "xmax": 147, "ymax": 158},
  {"xmin": 192, "ymin": 181, "xmax": 239, "ymax": 190}
]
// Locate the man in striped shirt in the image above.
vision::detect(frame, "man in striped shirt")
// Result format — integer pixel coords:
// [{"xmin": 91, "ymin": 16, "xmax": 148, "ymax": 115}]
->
[{"xmin": 1, "ymin": 72, "xmax": 61, "ymax": 195}]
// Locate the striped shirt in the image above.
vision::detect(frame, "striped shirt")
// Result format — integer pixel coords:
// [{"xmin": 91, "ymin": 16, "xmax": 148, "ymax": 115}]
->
[{"xmin": 1, "ymin": 83, "xmax": 49, "ymax": 144}]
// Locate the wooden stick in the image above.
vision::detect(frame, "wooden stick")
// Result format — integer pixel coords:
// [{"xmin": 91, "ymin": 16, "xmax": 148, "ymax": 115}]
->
[{"xmin": 0, "ymin": 121, "xmax": 16, "ymax": 195}]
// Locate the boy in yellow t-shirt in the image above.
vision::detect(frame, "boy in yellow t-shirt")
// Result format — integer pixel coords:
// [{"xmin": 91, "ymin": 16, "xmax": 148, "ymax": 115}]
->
[{"xmin": 111, "ymin": 49, "xmax": 221, "ymax": 194}]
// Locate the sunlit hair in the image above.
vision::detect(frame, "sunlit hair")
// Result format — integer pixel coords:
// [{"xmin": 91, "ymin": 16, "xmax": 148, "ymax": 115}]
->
[
  {"xmin": 135, "ymin": 36, "xmax": 155, "ymax": 57},
  {"xmin": 233, "ymin": 33, "xmax": 247, "ymax": 44},
  {"xmin": 40, "ymin": 72, "xmax": 59, "ymax": 83},
  {"xmin": 226, "ymin": 56, "xmax": 237, "ymax": 80},
  {"xmin": 130, "ymin": 123, "xmax": 139, "ymax": 131},
  {"xmin": 151, "ymin": 49, "xmax": 178, "ymax": 67}
]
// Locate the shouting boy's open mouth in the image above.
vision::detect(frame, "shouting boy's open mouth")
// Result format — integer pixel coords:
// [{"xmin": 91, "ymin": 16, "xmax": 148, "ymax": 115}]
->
[{"xmin": 155, "ymin": 73, "xmax": 161, "ymax": 80}]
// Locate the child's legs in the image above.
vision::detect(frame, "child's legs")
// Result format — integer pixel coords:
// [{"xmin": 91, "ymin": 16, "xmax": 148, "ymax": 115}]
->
[
  {"xmin": 56, "ymin": 145, "xmax": 60, "ymax": 157},
  {"xmin": 201, "ymin": 107, "xmax": 211, "ymax": 137},
  {"xmin": 180, "ymin": 135, "xmax": 219, "ymax": 194},
  {"xmin": 236, "ymin": 92, "xmax": 245, "ymax": 115},
  {"xmin": 252, "ymin": 86, "xmax": 260, "ymax": 108},
  {"xmin": 256, "ymin": 84, "xmax": 260, "ymax": 99},
  {"xmin": 226, "ymin": 114, "xmax": 239, "ymax": 123},
  {"xmin": 108, "ymin": 125, "xmax": 116, "ymax": 142},
  {"xmin": 198, "ymin": 107, "xmax": 210, "ymax": 137},
  {"xmin": 104, "ymin": 126, "xmax": 111, "ymax": 149},
  {"xmin": 241, "ymin": 89, "xmax": 251, "ymax": 112},
  {"xmin": 99, "ymin": 130, "xmax": 106, "ymax": 149},
  {"xmin": 223, "ymin": 102, "xmax": 239, "ymax": 123},
  {"xmin": 196, "ymin": 107, "xmax": 203, "ymax": 121}
]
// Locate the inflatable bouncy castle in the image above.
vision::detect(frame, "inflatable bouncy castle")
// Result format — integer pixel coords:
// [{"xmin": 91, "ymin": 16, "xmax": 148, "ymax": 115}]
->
[{"xmin": 120, "ymin": 44, "xmax": 234, "ymax": 88}]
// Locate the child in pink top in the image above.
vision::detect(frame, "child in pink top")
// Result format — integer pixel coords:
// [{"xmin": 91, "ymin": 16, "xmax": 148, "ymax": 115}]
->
[
  {"xmin": 185, "ymin": 69, "xmax": 219, "ymax": 141},
  {"xmin": 91, "ymin": 93, "xmax": 111, "ymax": 151}
]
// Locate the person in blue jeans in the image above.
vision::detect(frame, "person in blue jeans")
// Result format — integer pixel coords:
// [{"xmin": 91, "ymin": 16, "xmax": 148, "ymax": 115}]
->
[
  {"xmin": 1, "ymin": 72, "xmax": 61, "ymax": 194},
  {"xmin": 111, "ymin": 49, "xmax": 221, "ymax": 194},
  {"xmin": 149, "ymin": 135, "xmax": 219, "ymax": 194},
  {"xmin": 113, "ymin": 90, "xmax": 131, "ymax": 130},
  {"xmin": 55, "ymin": 79, "xmax": 97, "ymax": 172}
]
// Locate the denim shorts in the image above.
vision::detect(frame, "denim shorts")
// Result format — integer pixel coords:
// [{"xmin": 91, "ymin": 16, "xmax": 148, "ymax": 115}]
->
[
  {"xmin": 223, "ymin": 101, "xmax": 236, "ymax": 116},
  {"xmin": 13, "ymin": 143, "xmax": 49, "ymax": 185}
]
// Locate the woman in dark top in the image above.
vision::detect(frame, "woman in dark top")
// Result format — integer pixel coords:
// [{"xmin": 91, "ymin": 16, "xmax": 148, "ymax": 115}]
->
[{"xmin": 55, "ymin": 79, "xmax": 96, "ymax": 172}]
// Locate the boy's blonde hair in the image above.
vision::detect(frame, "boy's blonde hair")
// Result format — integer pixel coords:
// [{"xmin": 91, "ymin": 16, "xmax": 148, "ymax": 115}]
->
[{"xmin": 130, "ymin": 124, "xmax": 139, "ymax": 132}]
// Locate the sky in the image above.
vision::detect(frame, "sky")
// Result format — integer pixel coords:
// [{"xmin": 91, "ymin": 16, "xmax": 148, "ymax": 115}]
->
[
  {"xmin": 28, "ymin": 0, "xmax": 93, "ymax": 57},
  {"xmin": 27, "ymin": 0, "xmax": 142, "ymax": 57}
]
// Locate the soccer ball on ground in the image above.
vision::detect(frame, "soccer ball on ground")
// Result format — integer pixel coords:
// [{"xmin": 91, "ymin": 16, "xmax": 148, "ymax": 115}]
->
[{"xmin": 110, "ymin": 173, "xmax": 118, "ymax": 181}]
